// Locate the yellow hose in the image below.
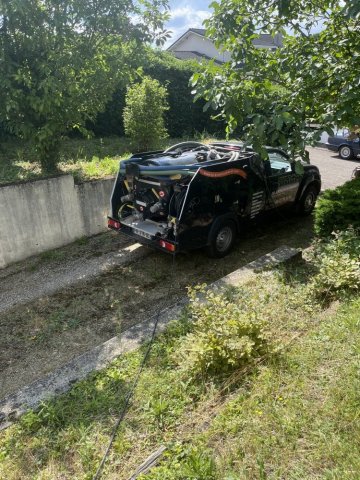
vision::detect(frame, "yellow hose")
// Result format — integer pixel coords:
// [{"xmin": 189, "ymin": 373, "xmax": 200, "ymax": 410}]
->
[
  {"xmin": 152, "ymin": 188, "xmax": 160, "ymax": 199},
  {"xmin": 118, "ymin": 203, "xmax": 134, "ymax": 218}
]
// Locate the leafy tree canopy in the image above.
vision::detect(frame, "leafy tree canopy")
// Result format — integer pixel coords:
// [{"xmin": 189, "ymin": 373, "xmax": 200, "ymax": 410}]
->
[
  {"xmin": 192, "ymin": 0, "xmax": 360, "ymax": 159},
  {"xmin": 0, "ymin": 0, "xmax": 169, "ymax": 171}
]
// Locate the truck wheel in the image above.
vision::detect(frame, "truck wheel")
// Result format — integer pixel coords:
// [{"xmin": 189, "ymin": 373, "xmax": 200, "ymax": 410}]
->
[
  {"xmin": 206, "ymin": 220, "xmax": 236, "ymax": 258},
  {"xmin": 339, "ymin": 145, "xmax": 354, "ymax": 159},
  {"xmin": 297, "ymin": 185, "xmax": 318, "ymax": 215}
]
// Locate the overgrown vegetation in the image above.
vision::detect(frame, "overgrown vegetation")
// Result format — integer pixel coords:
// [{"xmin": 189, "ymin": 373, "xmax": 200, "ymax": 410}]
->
[
  {"xmin": 0, "ymin": 0, "xmax": 169, "ymax": 172},
  {"xmin": 178, "ymin": 285, "xmax": 271, "ymax": 378},
  {"xmin": 310, "ymin": 228, "xmax": 360, "ymax": 298},
  {"xmin": 1, "ymin": 230, "xmax": 359, "ymax": 479},
  {"xmin": 314, "ymin": 177, "xmax": 360, "ymax": 237},
  {"xmin": 123, "ymin": 77, "xmax": 169, "ymax": 151},
  {"xmin": 0, "ymin": 136, "xmax": 189, "ymax": 184}
]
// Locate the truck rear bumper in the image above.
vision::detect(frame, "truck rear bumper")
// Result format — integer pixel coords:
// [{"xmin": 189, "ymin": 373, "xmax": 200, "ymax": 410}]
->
[{"xmin": 107, "ymin": 217, "xmax": 178, "ymax": 254}]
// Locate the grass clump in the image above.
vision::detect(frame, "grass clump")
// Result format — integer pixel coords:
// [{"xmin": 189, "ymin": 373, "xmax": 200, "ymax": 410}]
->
[{"xmin": 59, "ymin": 155, "xmax": 125, "ymax": 182}]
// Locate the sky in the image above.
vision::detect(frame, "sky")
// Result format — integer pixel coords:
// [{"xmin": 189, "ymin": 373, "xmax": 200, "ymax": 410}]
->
[
  {"xmin": 165, "ymin": 0, "xmax": 212, "ymax": 47},
  {"xmin": 163, "ymin": 1, "xmax": 324, "ymax": 48}
]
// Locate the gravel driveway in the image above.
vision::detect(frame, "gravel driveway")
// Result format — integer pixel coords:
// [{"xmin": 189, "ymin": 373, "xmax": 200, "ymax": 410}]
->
[{"xmin": 307, "ymin": 146, "xmax": 359, "ymax": 190}]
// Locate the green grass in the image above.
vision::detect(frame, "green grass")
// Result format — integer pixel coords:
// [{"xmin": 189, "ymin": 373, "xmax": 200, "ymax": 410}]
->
[
  {"xmin": 0, "ymin": 136, "xmax": 127, "ymax": 184},
  {"xmin": 58, "ymin": 155, "xmax": 125, "ymax": 182},
  {"xmin": 0, "ymin": 136, "xmax": 194, "ymax": 185},
  {"xmin": 203, "ymin": 296, "xmax": 360, "ymax": 479},
  {"xmin": 1, "ymin": 259, "xmax": 360, "ymax": 480}
]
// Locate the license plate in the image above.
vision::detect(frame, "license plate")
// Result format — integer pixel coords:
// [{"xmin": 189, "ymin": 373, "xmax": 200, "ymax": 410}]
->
[{"xmin": 133, "ymin": 228, "xmax": 152, "ymax": 240}]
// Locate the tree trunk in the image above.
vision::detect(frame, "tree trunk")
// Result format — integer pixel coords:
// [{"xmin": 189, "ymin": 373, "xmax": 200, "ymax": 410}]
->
[{"xmin": 38, "ymin": 138, "xmax": 61, "ymax": 174}]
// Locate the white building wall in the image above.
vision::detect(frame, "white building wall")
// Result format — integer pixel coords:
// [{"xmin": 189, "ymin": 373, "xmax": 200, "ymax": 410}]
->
[{"xmin": 172, "ymin": 33, "xmax": 232, "ymax": 63}]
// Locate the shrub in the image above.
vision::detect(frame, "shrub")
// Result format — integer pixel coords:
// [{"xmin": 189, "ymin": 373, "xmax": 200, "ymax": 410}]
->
[
  {"xmin": 314, "ymin": 177, "xmax": 360, "ymax": 238},
  {"xmin": 123, "ymin": 76, "xmax": 169, "ymax": 151},
  {"xmin": 178, "ymin": 286, "xmax": 270, "ymax": 378},
  {"xmin": 311, "ymin": 228, "xmax": 360, "ymax": 298}
]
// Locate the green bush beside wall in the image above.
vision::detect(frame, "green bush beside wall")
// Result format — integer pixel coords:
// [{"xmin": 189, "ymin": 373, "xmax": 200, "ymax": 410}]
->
[{"xmin": 314, "ymin": 177, "xmax": 360, "ymax": 237}]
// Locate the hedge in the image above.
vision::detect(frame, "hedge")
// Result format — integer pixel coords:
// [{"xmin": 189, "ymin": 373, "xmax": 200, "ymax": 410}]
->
[
  {"xmin": 90, "ymin": 51, "xmax": 225, "ymax": 138},
  {"xmin": 314, "ymin": 177, "xmax": 360, "ymax": 237},
  {"xmin": 0, "ymin": 51, "xmax": 225, "ymax": 140}
]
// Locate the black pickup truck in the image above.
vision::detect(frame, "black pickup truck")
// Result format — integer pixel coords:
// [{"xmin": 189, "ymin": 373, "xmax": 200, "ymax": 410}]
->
[{"xmin": 108, "ymin": 141, "xmax": 321, "ymax": 257}]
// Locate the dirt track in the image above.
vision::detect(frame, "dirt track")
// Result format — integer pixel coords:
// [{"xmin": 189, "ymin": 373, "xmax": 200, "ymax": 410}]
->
[{"xmin": 0, "ymin": 213, "xmax": 314, "ymax": 398}]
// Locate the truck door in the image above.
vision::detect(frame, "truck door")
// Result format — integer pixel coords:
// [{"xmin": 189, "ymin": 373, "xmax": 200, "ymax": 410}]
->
[{"xmin": 267, "ymin": 151, "xmax": 301, "ymax": 207}]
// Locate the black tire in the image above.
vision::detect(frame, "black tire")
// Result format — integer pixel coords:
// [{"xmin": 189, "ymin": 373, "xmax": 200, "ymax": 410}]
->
[
  {"xmin": 339, "ymin": 145, "xmax": 354, "ymax": 160},
  {"xmin": 297, "ymin": 185, "xmax": 318, "ymax": 215},
  {"xmin": 206, "ymin": 219, "xmax": 236, "ymax": 258}
]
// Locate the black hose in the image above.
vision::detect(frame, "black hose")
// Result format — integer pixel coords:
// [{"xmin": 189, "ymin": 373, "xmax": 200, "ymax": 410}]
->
[{"xmin": 174, "ymin": 189, "xmax": 187, "ymax": 217}]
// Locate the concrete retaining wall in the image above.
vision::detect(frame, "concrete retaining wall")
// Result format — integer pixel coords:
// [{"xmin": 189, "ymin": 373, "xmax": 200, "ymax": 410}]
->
[
  {"xmin": 76, "ymin": 178, "xmax": 114, "ymax": 237},
  {"xmin": 0, "ymin": 175, "xmax": 114, "ymax": 268}
]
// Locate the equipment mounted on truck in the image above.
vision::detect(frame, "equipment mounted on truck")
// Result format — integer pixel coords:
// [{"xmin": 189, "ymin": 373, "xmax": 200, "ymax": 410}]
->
[{"xmin": 108, "ymin": 141, "xmax": 321, "ymax": 257}]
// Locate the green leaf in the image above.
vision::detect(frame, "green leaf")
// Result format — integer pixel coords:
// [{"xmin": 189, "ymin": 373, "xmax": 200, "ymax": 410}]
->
[{"xmin": 294, "ymin": 160, "xmax": 305, "ymax": 174}]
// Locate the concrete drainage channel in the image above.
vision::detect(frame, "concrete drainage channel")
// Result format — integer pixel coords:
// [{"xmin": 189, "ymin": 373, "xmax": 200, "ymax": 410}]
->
[{"xmin": 0, "ymin": 245, "xmax": 301, "ymax": 430}]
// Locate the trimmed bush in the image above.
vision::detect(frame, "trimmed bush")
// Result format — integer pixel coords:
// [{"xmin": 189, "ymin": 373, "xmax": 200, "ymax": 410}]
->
[
  {"xmin": 123, "ymin": 77, "xmax": 169, "ymax": 151},
  {"xmin": 314, "ymin": 177, "xmax": 360, "ymax": 237}
]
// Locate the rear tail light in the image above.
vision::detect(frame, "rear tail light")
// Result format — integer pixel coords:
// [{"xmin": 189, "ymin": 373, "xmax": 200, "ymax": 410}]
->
[
  {"xmin": 159, "ymin": 239, "xmax": 176, "ymax": 252},
  {"xmin": 108, "ymin": 218, "xmax": 121, "ymax": 230}
]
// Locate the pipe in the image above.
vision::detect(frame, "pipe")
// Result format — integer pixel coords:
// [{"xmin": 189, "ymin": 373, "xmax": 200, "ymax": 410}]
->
[{"xmin": 163, "ymin": 141, "xmax": 209, "ymax": 153}]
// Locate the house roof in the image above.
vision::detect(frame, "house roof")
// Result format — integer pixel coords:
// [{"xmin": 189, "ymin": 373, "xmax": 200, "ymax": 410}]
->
[
  {"xmin": 253, "ymin": 33, "xmax": 281, "ymax": 47},
  {"xmin": 188, "ymin": 28, "xmax": 206, "ymax": 36},
  {"xmin": 172, "ymin": 50, "xmax": 224, "ymax": 65},
  {"xmin": 167, "ymin": 28, "xmax": 207, "ymax": 51},
  {"xmin": 167, "ymin": 28, "xmax": 282, "ymax": 51}
]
